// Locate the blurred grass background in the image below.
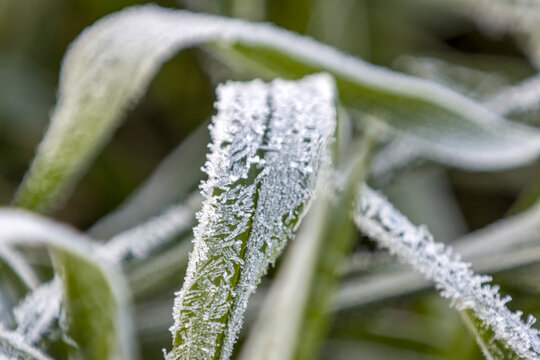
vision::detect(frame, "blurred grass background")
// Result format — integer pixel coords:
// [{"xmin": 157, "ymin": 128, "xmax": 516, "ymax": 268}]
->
[{"xmin": 2, "ymin": 1, "xmax": 540, "ymax": 358}]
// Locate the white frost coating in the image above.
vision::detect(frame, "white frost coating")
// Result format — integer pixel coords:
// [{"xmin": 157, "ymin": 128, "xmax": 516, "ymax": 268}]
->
[
  {"xmin": 167, "ymin": 74, "xmax": 336, "ymax": 360},
  {"xmin": 0, "ymin": 246, "xmax": 39, "ymax": 290},
  {"xmin": 239, "ymin": 195, "xmax": 329, "ymax": 360},
  {"xmin": 18, "ymin": 4, "xmax": 540, "ymax": 212},
  {"xmin": 7, "ymin": 198, "xmax": 195, "ymax": 347},
  {"xmin": 0, "ymin": 209, "xmax": 135, "ymax": 360},
  {"xmin": 102, "ymin": 203, "xmax": 194, "ymax": 263},
  {"xmin": 0, "ymin": 326, "xmax": 53, "ymax": 360},
  {"xmin": 355, "ymin": 186, "xmax": 540, "ymax": 359},
  {"xmin": 13, "ymin": 278, "xmax": 62, "ymax": 345}
]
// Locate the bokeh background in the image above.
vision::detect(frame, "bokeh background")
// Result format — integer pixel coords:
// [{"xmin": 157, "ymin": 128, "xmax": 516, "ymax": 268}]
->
[{"xmin": 2, "ymin": 1, "xmax": 540, "ymax": 359}]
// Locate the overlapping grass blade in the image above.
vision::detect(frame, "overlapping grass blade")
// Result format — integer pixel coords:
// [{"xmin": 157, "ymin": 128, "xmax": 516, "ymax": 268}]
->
[
  {"xmin": 0, "ymin": 210, "xmax": 135, "ymax": 360},
  {"xmin": 14, "ymin": 4, "xmax": 540, "ymax": 213}
]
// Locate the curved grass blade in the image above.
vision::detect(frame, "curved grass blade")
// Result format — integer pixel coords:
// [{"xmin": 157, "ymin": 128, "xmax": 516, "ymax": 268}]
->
[
  {"xmin": 14, "ymin": 4, "xmax": 540, "ymax": 212},
  {"xmin": 167, "ymin": 74, "xmax": 336, "ymax": 359},
  {"xmin": 354, "ymin": 186, "xmax": 540, "ymax": 359},
  {"xmin": 0, "ymin": 209, "xmax": 135, "ymax": 360},
  {"xmin": 8, "ymin": 195, "xmax": 198, "ymax": 348}
]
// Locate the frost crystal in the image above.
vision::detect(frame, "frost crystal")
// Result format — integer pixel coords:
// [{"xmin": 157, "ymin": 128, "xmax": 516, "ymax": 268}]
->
[
  {"xmin": 355, "ymin": 185, "xmax": 540, "ymax": 359},
  {"xmin": 167, "ymin": 74, "xmax": 336, "ymax": 360}
]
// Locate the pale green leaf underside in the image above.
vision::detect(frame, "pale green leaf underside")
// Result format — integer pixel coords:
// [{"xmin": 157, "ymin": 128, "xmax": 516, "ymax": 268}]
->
[
  {"xmin": 168, "ymin": 74, "xmax": 336, "ymax": 360},
  {"xmin": 14, "ymin": 4, "xmax": 540, "ymax": 213},
  {"xmin": 0, "ymin": 210, "xmax": 135, "ymax": 360}
]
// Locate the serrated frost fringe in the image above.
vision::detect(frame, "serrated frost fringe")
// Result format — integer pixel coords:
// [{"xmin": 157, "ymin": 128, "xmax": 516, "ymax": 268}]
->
[{"xmin": 355, "ymin": 185, "xmax": 540, "ymax": 359}]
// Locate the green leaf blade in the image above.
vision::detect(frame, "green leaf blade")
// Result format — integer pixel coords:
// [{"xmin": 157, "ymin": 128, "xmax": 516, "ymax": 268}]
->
[
  {"xmin": 167, "ymin": 74, "xmax": 336, "ymax": 359},
  {"xmin": 15, "ymin": 4, "xmax": 540, "ymax": 213},
  {"xmin": 0, "ymin": 209, "xmax": 135, "ymax": 360}
]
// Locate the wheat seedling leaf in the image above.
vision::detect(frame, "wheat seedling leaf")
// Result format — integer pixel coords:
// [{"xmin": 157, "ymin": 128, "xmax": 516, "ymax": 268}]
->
[
  {"xmin": 0, "ymin": 210, "xmax": 135, "ymax": 360},
  {"xmin": 355, "ymin": 185, "xmax": 540, "ymax": 359},
  {"xmin": 14, "ymin": 4, "xmax": 540, "ymax": 213},
  {"xmin": 167, "ymin": 74, "xmax": 336, "ymax": 360}
]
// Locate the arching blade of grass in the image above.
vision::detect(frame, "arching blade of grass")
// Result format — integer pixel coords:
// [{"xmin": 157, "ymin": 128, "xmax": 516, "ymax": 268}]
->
[
  {"xmin": 14, "ymin": 4, "xmax": 540, "ymax": 213},
  {"xmin": 355, "ymin": 186, "xmax": 540, "ymax": 359},
  {"xmin": 167, "ymin": 74, "xmax": 336, "ymax": 360},
  {"xmin": 0, "ymin": 209, "xmax": 135, "ymax": 360}
]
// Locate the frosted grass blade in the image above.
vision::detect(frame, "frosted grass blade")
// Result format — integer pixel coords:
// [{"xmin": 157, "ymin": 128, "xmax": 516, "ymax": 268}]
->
[
  {"xmin": 355, "ymin": 186, "xmax": 540, "ymax": 359},
  {"xmin": 167, "ymin": 74, "xmax": 336, "ymax": 360},
  {"xmin": 0, "ymin": 210, "xmax": 135, "ymax": 360},
  {"xmin": 0, "ymin": 327, "xmax": 52, "ymax": 360},
  {"xmin": 462, "ymin": 310, "xmax": 523, "ymax": 360},
  {"xmin": 239, "ymin": 194, "xmax": 330, "ymax": 360},
  {"xmin": 14, "ymin": 4, "xmax": 540, "ymax": 212},
  {"xmin": 337, "ymin": 199, "xmax": 540, "ymax": 310}
]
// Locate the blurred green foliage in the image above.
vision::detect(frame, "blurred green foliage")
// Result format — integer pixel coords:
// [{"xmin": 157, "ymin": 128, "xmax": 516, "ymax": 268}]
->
[{"xmin": 2, "ymin": 1, "xmax": 540, "ymax": 358}]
